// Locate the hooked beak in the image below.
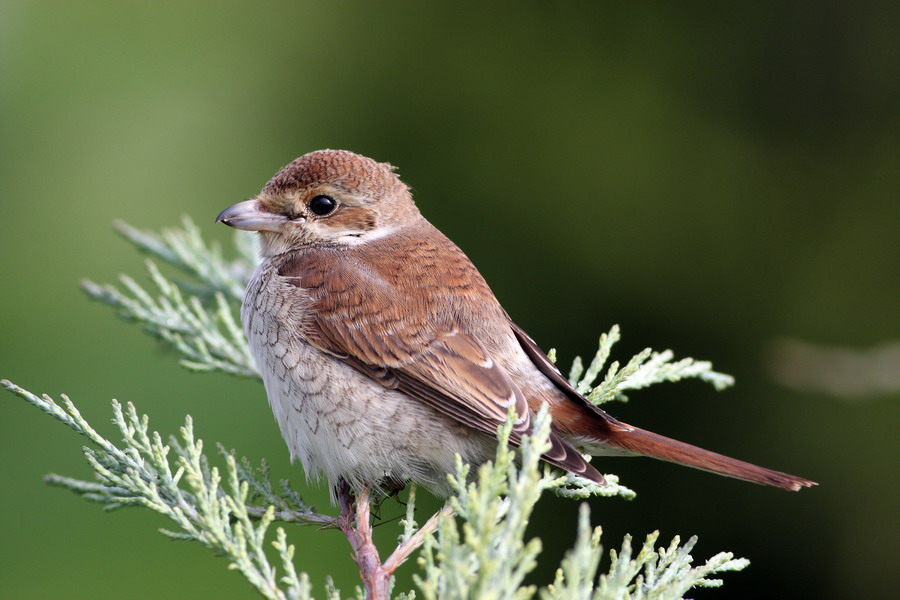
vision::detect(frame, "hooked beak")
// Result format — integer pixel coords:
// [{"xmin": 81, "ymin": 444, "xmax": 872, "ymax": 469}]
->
[{"xmin": 215, "ymin": 199, "xmax": 288, "ymax": 232}]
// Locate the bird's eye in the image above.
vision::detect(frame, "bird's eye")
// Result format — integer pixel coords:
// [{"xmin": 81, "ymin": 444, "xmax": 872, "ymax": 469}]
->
[{"xmin": 308, "ymin": 195, "xmax": 337, "ymax": 216}]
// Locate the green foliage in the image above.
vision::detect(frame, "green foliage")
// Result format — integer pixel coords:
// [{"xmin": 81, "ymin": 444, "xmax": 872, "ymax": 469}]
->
[
  {"xmin": 2, "ymin": 380, "xmax": 748, "ymax": 600},
  {"xmin": 417, "ymin": 408, "xmax": 748, "ymax": 600},
  {"xmin": 568, "ymin": 325, "xmax": 734, "ymax": 405},
  {"xmin": 1, "ymin": 380, "xmax": 325, "ymax": 600},
  {"xmin": 3, "ymin": 220, "xmax": 749, "ymax": 599},
  {"xmin": 544, "ymin": 505, "xmax": 749, "ymax": 600},
  {"xmin": 80, "ymin": 219, "xmax": 260, "ymax": 379}
]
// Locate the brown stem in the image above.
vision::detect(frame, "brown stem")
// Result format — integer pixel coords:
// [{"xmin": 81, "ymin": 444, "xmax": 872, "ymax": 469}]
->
[
  {"xmin": 337, "ymin": 485, "xmax": 453, "ymax": 600},
  {"xmin": 338, "ymin": 485, "xmax": 391, "ymax": 600}
]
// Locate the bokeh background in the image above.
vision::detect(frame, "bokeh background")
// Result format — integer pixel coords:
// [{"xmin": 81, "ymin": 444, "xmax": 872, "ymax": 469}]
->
[{"xmin": 2, "ymin": 2, "xmax": 898, "ymax": 598}]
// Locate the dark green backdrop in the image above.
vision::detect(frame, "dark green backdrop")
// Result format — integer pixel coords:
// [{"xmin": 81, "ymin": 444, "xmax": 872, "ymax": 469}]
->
[{"xmin": 2, "ymin": 2, "xmax": 898, "ymax": 599}]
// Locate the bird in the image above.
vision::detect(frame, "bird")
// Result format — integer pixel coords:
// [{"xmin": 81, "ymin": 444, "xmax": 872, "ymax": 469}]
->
[{"xmin": 216, "ymin": 149, "xmax": 816, "ymax": 497}]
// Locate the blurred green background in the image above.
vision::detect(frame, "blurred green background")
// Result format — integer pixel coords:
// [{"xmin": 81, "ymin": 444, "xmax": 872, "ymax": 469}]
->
[{"xmin": 2, "ymin": 2, "xmax": 898, "ymax": 598}]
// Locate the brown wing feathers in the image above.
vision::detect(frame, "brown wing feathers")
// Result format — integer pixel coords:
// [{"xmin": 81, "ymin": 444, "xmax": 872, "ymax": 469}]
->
[{"xmin": 277, "ymin": 245, "xmax": 606, "ymax": 484}]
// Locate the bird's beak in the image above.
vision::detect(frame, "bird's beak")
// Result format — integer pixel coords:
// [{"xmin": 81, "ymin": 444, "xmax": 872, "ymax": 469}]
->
[{"xmin": 215, "ymin": 199, "xmax": 288, "ymax": 232}]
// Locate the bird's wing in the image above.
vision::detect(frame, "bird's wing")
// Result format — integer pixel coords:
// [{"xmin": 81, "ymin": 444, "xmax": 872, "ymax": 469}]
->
[
  {"xmin": 275, "ymin": 248, "xmax": 603, "ymax": 481},
  {"xmin": 507, "ymin": 319, "xmax": 631, "ymax": 432}
]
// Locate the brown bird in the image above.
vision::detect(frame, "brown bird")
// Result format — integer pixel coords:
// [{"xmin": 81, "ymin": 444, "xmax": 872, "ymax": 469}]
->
[{"xmin": 216, "ymin": 149, "xmax": 816, "ymax": 497}]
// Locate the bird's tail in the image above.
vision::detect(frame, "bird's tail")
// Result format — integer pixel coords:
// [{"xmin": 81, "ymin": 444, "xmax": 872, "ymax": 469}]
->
[{"xmin": 598, "ymin": 424, "xmax": 817, "ymax": 491}]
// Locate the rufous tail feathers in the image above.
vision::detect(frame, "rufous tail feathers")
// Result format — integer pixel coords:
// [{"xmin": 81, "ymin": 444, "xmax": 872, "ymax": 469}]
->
[{"xmin": 599, "ymin": 425, "xmax": 817, "ymax": 491}]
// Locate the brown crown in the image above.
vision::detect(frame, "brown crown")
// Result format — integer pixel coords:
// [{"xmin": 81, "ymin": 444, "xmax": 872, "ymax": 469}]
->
[{"xmin": 263, "ymin": 150, "xmax": 408, "ymax": 200}]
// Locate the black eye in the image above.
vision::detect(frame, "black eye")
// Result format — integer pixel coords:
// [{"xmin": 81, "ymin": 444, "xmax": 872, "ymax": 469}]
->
[{"xmin": 308, "ymin": 194, "xmax": 337, "ymax": 216}]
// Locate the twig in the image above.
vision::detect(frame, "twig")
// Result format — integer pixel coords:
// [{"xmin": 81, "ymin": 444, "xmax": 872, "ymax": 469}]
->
[
  {"xmin": 383, "ymin": 504, "xmax": 453, "ymax": 573},
  {"xmin": 339, "ymin": 486, "xmax": 390, "ymax": 600},
  {"xmin": 337, "ymin": 485, "xmax": 452, "ymax": 600}
]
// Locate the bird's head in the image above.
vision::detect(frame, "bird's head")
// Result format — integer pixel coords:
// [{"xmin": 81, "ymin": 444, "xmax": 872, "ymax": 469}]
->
[{"xmin": 216, "ymin": 149, "xmax": 419, "ymax": 257}]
